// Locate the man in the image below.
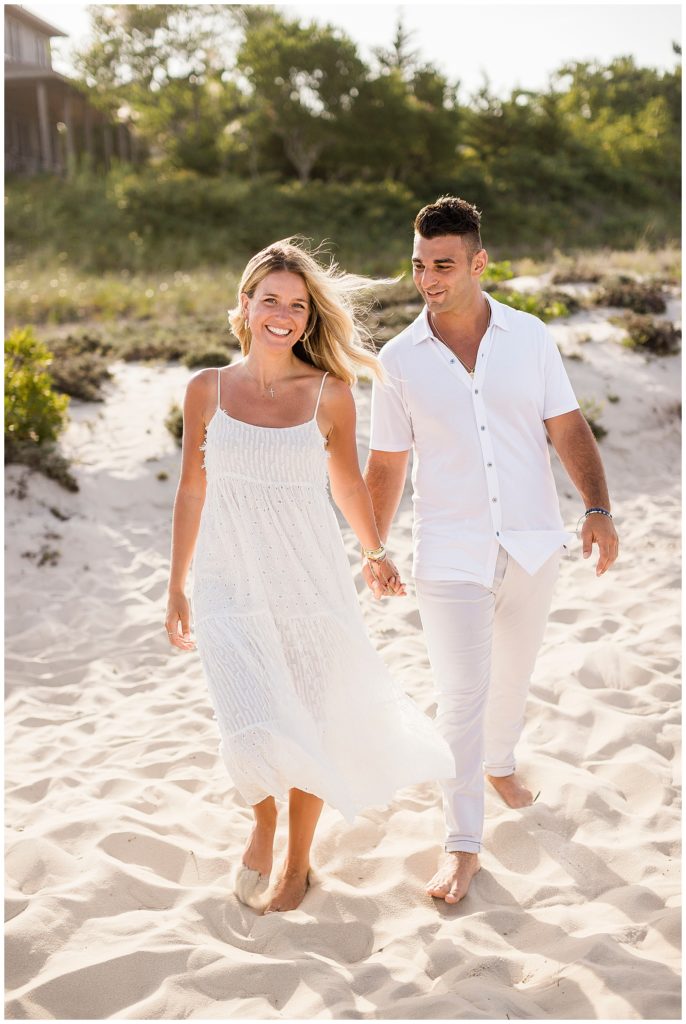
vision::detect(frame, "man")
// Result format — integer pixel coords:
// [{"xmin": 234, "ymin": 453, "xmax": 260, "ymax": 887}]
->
[{"xmin": 363, "ymin": 196, "xmax": 619, "ymax": 905}]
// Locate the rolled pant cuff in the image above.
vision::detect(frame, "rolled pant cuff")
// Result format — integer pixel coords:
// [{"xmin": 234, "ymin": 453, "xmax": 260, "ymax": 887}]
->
[
  {"xmin": 483, "ymin": 764, "xmax": 516, "ymax": 778},
  {"xmin": 445, "ymin": 839, "xmax": 481, "ymax": 854}
]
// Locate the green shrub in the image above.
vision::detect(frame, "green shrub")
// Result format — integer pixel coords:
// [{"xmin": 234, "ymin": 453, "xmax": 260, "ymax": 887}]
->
[
  {"xmin": 595, "ymin": 278, "xmax": 667, "ymax": 314},
  {"xmin": 6, "ymin": 440, "xmax": 78, "ymax": 491},
  {"xmin": 579, "ymin": 398, "xmax": 607, "ymax": 441},
  {"xmin": 5, "ymin": 327, "xmax": 69, "ymax": 446},
  {"xmin": 182, "ymin": 343, "xmax": 235, "ymax": 369},
  {"xmin": 551, "ymin": 266, "xmax": 603, "ymax": 284},
  {"xmin": 615, "ymin": 313, "xmax": 681, "ymax": 355},
  {"xmin": 487, "ymin": 288, "xmax": 570, "ymax": 322},
  {"xmin": 482, "ymin": 260, "xmax": 515, "ymax": 284},
  {"xmin": 48, "ymin": 333, "xmax": 114, "ymax": 401},
  {"xmin": 165, "ymin": 402, "xmax": 184, "ymax": 446}
]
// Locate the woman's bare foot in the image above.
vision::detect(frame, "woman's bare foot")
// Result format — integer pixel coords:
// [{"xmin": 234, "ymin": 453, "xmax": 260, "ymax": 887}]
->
[
  {"xmin": 264, "ymin": 866, "xmax": 311, "ymax": 913},
  {"xmin": 486, "ymin": 772, "xmax": 534, "ymax": 808},
  {"xmin": 426, "ymin": 852, "xmax": 480, "ymax": 904},
  {"xmin": 242, "ymin": 824, "xmax": 276, "ymax": 877}
]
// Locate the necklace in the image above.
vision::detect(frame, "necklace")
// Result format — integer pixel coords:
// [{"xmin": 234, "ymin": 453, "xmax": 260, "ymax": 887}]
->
[
  {"xmin": 244, "ymin": 364, "xmax": 283, "ymax": 398},
  {"xmin": 430, "ymin": 302, "xmax": 492, "ymax": 377}
]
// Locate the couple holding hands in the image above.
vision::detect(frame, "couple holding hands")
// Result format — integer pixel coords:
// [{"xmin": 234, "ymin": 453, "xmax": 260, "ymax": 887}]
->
[{"xmin": 165, "ymin": 195, "xmax": 619, "ymax": 915}]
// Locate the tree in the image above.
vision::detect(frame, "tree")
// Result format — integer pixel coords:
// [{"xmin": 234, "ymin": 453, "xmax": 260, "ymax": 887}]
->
[
  {"xmin": 73, "ymin": 4, "xmax": 244, "ymax": 171},
  {"xmin": 236, "ymin": 11, "xmax": 366, "ymax": 182}
]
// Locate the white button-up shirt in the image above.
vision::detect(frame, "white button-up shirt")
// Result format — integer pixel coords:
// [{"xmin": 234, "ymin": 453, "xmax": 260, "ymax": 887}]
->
[{"xmin": 369, "ymin": 292, "xmax": 579, "ymax": 586}]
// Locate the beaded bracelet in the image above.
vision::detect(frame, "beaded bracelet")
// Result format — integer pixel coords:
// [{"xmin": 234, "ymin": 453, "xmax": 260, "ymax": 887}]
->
[{"xmin": 576, "ymin": 507, "xmax": 613, "ymax": 535}]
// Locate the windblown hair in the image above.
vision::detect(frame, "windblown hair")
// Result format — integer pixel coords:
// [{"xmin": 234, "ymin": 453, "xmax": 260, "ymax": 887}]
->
[
  {"xmin": 227, "ymin": 238, "xmax": 390, "ymax": 386},
  {"xmin": 414, "ymin": 196, "xmax": 483, "ymax": 257}
]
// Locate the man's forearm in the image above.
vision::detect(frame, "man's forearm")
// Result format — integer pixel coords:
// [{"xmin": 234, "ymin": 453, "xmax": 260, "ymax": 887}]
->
[
  {"xmin": 549, "ymin": 414, "xmax": 611, "ymax": 509},
  {"xmin": 362, "ymin": 452, "xmax": 408, "ymax": 543}
]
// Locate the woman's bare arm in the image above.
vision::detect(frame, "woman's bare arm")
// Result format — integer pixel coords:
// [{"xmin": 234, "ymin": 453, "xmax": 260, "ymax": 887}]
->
[
  {"xmin": 166, "ymin": 370, "xmax": 213, "ymax": 647},
  {"xmin": 322, "ymin": 379, "xmax": 405, "ymax": 596}
]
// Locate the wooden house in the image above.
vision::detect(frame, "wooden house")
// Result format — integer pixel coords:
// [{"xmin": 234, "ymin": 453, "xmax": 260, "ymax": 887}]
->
[{"xmin": 5, "ymin": 4, "xmax": 134, "ymax": 175}]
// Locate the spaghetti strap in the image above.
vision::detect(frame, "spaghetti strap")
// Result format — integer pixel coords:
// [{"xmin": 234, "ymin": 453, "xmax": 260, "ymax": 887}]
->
[
  {"xmin": 216, "ymin": 367, "xmax": 221, "ymax": 412},
  {"xmin": 313, "ymin": 371, "xmax": 329, "ymax": 419}
]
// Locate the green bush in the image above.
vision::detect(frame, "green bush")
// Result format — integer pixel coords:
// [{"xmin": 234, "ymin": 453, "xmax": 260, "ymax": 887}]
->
[
  {"xmin": 595, "ymin": 277, "xmax": 667, "ymax": 314},
  {"xmin": 615, "ymin": 313, "xmax": 681, "ymax": 355},
  {"xmin": 482, "ymin": 260, "xmax": 515, "ymax": 284},
  {"xmin": 5, "ymin": 327, "xmax": 77, "ymax": 490},
  {"xmin": 487, "ymin": 288, "xmax": 570, "ymax": 322},
  {"xmin": 48, "ymin": 333, "xmax": 114, "ymax": 401},
  {"xmin": 6, "ymin": 440, "xmax": 78, "ymax": 491},
  {"xmin": 182, "ymin": 343, "xmax": 235, "ymax": 369},
  {"xmin": 5, "ymin": 173, "xmax": 418, "ymax": 276},
  {"xmin": 579, "ymin": 397, "xmax": 608, "ymax": 441},
  {"xmin": 165, "ymin": 402, "xmax": 184, "ymax": 446},
  {"xmin": 5, "ymin": 327, "xmax": 69, "ymax": 446}
]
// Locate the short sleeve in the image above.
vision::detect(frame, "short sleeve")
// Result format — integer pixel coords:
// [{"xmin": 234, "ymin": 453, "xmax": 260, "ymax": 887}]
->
[
  {"xmin": 369, "ymin": 347, "xmax": 414, "ymax": 451},
  {"xmin": 542, "ymin": 329, "xmax": 579, "ymax": 420}
]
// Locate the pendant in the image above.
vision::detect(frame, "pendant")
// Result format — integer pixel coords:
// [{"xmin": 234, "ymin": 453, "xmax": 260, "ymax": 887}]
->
[{"xmin": 266, "ymin": 386, "xmax": 275, "ymax": 398}]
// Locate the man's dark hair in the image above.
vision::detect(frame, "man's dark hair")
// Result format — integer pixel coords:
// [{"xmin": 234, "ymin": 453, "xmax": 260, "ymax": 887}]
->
[{"xmin": 414, "ymin": 196, "xmax": 483, "ymax": 257}]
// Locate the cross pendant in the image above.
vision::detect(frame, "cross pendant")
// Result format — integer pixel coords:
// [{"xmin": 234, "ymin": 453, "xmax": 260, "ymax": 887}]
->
[{"xmin": 267, "ymin": 385, "xmax": 276, "ymax": 398}]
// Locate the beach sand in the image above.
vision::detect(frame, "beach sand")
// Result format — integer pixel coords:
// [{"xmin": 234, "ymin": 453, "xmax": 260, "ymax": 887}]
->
[{"xmin": 5, "ymin": 303, "xmax": 681, "ymax": 1019}]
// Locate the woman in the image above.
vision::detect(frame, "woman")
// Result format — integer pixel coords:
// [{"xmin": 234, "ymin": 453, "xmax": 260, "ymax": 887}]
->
[{"xmin": 165, "ymin": 239, "xmax": 455, "ymax": 914}]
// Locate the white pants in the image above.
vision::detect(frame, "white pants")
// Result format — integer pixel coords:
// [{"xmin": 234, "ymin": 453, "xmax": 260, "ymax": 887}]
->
[{"xmin": 415, "ymin": 546, "xmax": 562, "ymax": 853}]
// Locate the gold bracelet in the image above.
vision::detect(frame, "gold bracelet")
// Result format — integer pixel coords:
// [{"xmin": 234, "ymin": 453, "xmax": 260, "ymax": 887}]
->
[{"xmin": 363, "ymin": 544, "xmax": 387, "ymax": 562}]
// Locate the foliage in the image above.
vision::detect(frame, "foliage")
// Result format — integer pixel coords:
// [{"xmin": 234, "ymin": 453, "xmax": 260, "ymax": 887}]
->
[
  {"xmin": 165, "ymin": 402, "xmax": 184, "ymax": 446},
  {"xmin": 594, "ymin": 277, "xmax": 668, "ymax": 313},
  {"xmin": 73, "ymin": 4, "xmax": 243, "ymax": 174},
  {"xmin": 578, "ymin": 398, "xmax": 608, "ymax": 440},
  {"xmin": 615, "ymin": 313, "xmax": 681, "ymax": 355},
  {"xmin": 5, "ymin": 328, "xmax": 77, "ymax": 490},
  {"xmin": 5, "ymin": 174, "xmax": 418, "ymax": 276},
  {"xmin": 236, "ymin": 10, "xmax": 366, "ymax": 182},
  {"xmin": 6, "ymin": 440, "xmax": 79, "ymax": 492},
  {"xmin": 482, "ymin": 260, "xmax": 514, "ymax": 284},
  {"xmin": 487, "ymin": 289, "xmax": 570, "ymax": 321},
  {"xmin": 182, "ymin": 343, "xmax": 235, "ymax": 369},
  {"xmin": 48, "ymin": 333, "xmax": 114, "ymax": 401},
  {"xmin": 5, "ymin": 328, "xmax": 70, "ymax": 445}
]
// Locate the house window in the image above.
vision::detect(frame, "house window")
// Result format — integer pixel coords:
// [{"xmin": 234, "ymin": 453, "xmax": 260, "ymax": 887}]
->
[
  {"xmin": 5, "ymin": 16, "xmax": 19, "ymax": 59},
  {"xmin": 35, "ymin": 35, "xmax": 48, "ymax": 67}
]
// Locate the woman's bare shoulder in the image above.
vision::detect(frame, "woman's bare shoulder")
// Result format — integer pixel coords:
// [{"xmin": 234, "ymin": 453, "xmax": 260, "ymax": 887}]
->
[{"xmin": 185, "ymin": 367, "xmax": 218, "ymax": 400}]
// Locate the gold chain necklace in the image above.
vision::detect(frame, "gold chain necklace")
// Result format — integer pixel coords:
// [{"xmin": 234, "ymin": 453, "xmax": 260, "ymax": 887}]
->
[
  {"xmin": 243, "ymin": 363, "xmax": 283, "ymax": 399},
  {"xmin": 430, "ymin": 303, "xmax": 492, "ymax": 377}
]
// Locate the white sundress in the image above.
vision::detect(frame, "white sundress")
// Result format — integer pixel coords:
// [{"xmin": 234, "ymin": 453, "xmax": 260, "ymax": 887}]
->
[{"xmin": 191, "ymin": 366, "xmax": 455, "ymax": 822}]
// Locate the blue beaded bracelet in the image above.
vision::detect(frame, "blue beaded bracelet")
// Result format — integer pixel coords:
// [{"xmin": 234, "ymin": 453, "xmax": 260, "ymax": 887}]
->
[{"xmin": 576, "ymin": 507, "xmax": 613, "ymax": 535}]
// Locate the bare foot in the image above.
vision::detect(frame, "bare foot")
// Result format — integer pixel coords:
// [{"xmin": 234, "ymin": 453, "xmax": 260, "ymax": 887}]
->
[
  {"xmin": 426, "ymin": 852, "xmax": 480, "ymax": 904},
  {"xmin": 242, "ymin": 821, "xmax": 276, "ymax": 877},
  {"xmin": 264, "ymin": 867, "xmax": 311, "ymax": 913},
  {"xmin": 487, "ymin": 772, "xmax": 534, "ymax": 808}
]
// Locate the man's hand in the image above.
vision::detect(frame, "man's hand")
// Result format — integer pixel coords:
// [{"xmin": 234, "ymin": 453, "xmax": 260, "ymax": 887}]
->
[
  {"xmin": 581, "ymin": 513, "xmax": 619, "ymax": 576},
  {"xmin": 362, "ymin": 555, "xmax": 407, "ymax": 600}
]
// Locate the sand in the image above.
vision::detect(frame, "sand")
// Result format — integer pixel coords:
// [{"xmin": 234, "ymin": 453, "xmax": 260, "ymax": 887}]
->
[{"xmin": 5, "ymin": 297, "xmax": 681, "ymax": 1020}]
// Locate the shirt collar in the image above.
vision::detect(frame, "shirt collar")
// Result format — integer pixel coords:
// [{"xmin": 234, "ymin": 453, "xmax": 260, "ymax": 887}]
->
[{"xmin": 411, "ymin": 291, "xmax": 510, "ymax": 345}]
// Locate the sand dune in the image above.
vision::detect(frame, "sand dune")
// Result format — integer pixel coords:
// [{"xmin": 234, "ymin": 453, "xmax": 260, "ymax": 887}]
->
[{"xmin": 5, "ymin": 306, "xmax": 681, "ymax": 1019}]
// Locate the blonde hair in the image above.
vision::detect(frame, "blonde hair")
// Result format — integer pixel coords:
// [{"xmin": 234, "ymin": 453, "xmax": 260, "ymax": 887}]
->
[{"xmin": 227, "ymin": 238, "xmax": 392, "ymax": 385}]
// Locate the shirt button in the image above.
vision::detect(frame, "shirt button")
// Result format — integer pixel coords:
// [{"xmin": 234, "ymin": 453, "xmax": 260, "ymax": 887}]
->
[
  {"xmin": 450, "ymin": 358, "xmax": 455, "ymax": 363},
  {"xmin": 496, "ymin": 531, "xmax": 500, "ymax": 537},
  {"xmin": 474, "ymin": 389, "xmax": 479, "ymax": 394},
  {"xmin": 487, "ymin": 462, "xmax": 492, "ymax": 467},
  {"xmin": 492, "ymin": 497, "xmax": 498, "ymax": 502},
  {"xmin": 481, "ymin": 426, "xmax": 485, "ymax": 431}
]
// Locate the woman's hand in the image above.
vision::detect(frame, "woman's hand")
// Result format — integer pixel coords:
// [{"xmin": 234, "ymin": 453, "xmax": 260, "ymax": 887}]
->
[
  {"xmin": 165, "ymin": 591, "xmax": 196, "ymax": 651},
  {"xmin": 364, "ymin": 555, "xmax": 407, "ymax": 601}
]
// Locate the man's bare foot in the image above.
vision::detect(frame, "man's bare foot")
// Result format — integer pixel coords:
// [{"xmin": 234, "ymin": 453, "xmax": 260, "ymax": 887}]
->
[
  {"xmin": 426, "ymin": 852, "xmax": 480, "ymax": 904},
  {"xmin": 242, "ymin": 820, "xmax": 276, "ymax": 877},
  {"xmin": 487, "ymin": 772, "xmax": 534, "ymax": 808},
  {"xmin": 264, "ymin": 866, "xmax": 311, "ymax": 913}
]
